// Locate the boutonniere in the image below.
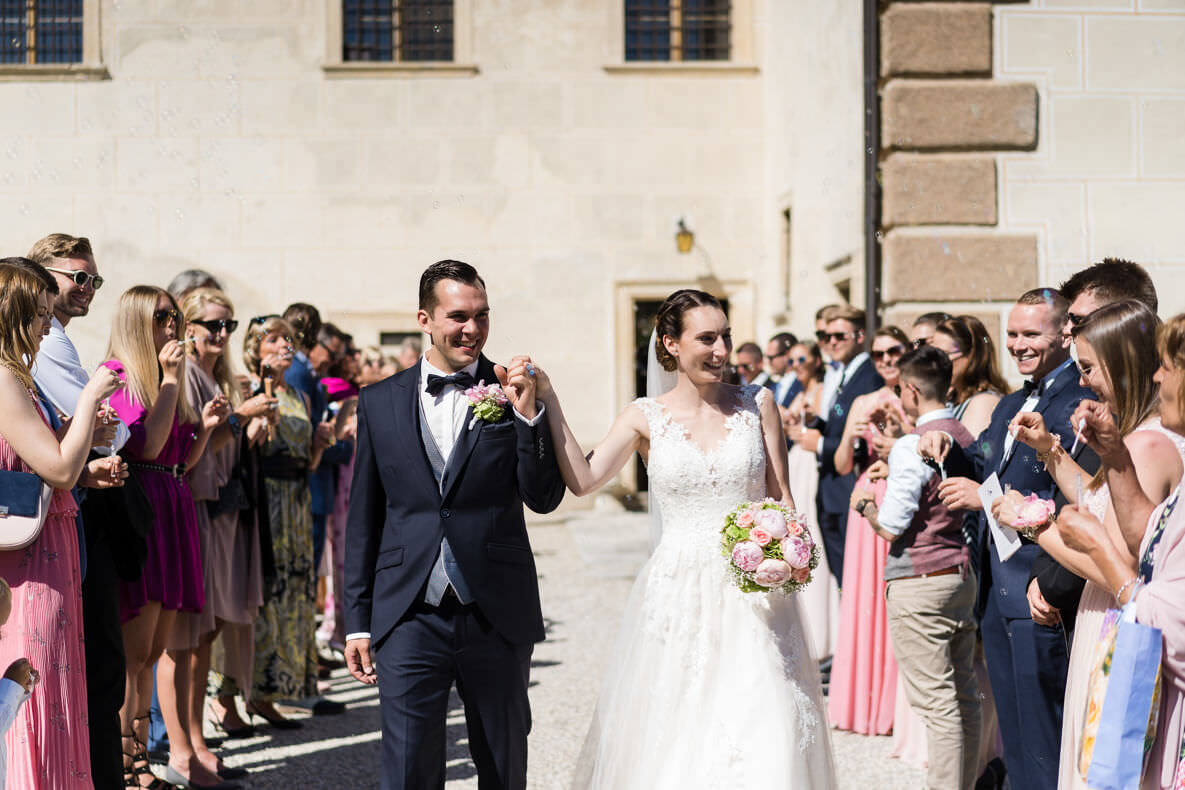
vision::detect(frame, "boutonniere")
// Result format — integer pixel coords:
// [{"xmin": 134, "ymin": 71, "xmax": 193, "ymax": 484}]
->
[{"xmin": 465, "ymin": 381, "xmax": 509, "ymax": 430}]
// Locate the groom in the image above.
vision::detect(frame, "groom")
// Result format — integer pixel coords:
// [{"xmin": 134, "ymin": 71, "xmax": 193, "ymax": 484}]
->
[{"xmin": 344, "ymin": 260, "xmax": 567, "ymax": 790}]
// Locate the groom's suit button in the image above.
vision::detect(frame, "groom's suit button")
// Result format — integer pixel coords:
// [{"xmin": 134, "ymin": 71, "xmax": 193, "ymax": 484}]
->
[{"xmin": 440, "ymin": 508, "xmax": 451, "ymax": 518}]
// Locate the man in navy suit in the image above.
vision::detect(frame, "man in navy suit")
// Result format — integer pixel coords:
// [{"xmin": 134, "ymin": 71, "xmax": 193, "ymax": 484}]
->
[
  {"xmin": 800, "ymin": 306, "xmax": 884, "ymax": 586},
  {"xmin": 765, "ymin": 332, "xmax": 802, "ymax": 409},
  {"xmin": 344, "ymin": 260, "xmax": 566, "ymax": 790},
  {"xmin": 922, "ymin": 288, "xmax": 1095, "ymax": 790}
]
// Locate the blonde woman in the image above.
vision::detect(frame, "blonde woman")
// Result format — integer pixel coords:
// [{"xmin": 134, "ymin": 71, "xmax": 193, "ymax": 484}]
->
[
  {"xmin": 237, "ymin": 316, "xmax": 329, "ymax": 729},
  {"xmin": 0, "ymin": 265, "xmax": 123, "ymax": 789},
  {"xmin": 102, "ymin": 286, "xmax": 228, "ymax": 789},
  {"xmin": 172, "ymin": 288, "xmax": 275, "ymax": 781}
]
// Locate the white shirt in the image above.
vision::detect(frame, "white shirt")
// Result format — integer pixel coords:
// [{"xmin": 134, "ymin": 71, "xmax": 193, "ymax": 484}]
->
[
  {"xmin": 0, "ymin": 677, "xmax": 29, "ymax": 790},
  {"xmin": 878, "ymin": 408, "xmax": 957, "ymax": 535},
  {"xmin": 999, "ymin": 357, "xmax": 1074, "ymax": 469},
  {"xmin": 773, "ymin": 375, "xmax": 795, "ymax": 406},
  {"xmin": 345, "ymin": 354, "xmax": 545, "ymax": 643},
  {"xmin": 31, "ymin": 316, "xmax": 129, "ymax": 452}
]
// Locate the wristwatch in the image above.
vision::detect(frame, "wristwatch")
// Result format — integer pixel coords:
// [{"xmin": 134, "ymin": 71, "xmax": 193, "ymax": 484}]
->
[{"xmin": 855, "ymin": 499, "xmax": 872, "ymax": 517}]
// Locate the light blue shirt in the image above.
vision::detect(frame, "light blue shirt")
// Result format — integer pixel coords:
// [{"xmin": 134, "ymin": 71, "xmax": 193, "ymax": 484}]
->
[{"xmin": 0, "ymin": 677, "xmax": 29, "ymax": 790}]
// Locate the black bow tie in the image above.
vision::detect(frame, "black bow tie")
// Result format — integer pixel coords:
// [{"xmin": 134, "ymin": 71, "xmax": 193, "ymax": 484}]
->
[
  {"xmin": 426, "ymin": 371, "xmax": 475, "ymax": 396},
  {"xmin": 1023, "ymin": 378, "xmax": 1045, "ymax": 398}
]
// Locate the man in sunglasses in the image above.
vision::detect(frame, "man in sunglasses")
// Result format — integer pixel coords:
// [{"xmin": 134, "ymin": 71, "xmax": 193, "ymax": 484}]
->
[
  {"xmin": 1059, "ymin": 257, "xmax": 1157, "ymax": 339},
  {"xmin": 27, "ymin": 233, "xmax": 134, "ymax": 790}
]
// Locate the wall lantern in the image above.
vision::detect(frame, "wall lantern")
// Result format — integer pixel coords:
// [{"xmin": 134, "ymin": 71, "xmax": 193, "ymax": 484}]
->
[{"xmin": 675, "ymin": 218, "xmax": 695, "ymax": 254}]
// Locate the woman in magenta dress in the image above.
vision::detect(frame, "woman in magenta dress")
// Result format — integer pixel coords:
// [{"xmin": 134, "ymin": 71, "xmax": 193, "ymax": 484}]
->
[
  {"xmin": 0, "ymin": 265, "xmax": 123, "ymax": 788},
  {"xmin": 102, "ymin": 286, "xmax": 227, "ymax": 789},
  {"xmin": 827, "ymin": 326, "xmax": 911, "ymax": 735}
]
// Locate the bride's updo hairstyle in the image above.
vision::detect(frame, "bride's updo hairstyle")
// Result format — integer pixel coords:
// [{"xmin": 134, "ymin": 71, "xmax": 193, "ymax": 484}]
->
[{"xmin": 654, "ymin": 289, "xmax": 724, "ymax": 372}]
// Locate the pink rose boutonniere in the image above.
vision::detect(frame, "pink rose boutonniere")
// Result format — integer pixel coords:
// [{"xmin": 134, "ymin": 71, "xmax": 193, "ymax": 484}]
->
[{"xmin": 465, "ymin": 381, "xmax": 510, "ymax": 430}]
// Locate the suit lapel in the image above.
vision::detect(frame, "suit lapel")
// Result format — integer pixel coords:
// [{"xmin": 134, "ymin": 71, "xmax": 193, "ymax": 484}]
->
[
  {"xmin": 391, "ymin": 365, "xmax": 439, "ymax": 495},
  {"xmin": 440, "ymin": 355, "xmax": 497, "ymax": 502}
]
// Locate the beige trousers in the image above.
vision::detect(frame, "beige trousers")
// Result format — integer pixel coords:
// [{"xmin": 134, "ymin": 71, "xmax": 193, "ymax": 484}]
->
[{"xmin": 886, "ymin": 570, "xmax": 981, "ymax": 790}]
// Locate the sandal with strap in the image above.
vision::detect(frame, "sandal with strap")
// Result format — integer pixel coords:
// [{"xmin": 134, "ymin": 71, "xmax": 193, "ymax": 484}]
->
[{"xmin": 123, "ymin": 720, "xmax": 173, "ymax": 790}]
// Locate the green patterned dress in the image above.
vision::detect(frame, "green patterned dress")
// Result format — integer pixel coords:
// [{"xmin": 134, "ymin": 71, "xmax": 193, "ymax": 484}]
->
[{"xmin": 251, "ymin": 384, "xmax": 318, "ymax": 702}]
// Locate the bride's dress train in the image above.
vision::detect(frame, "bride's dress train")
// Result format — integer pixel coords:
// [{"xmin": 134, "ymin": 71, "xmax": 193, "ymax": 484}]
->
[{"xmin": 573, "ymin": 386, "xmax": 836, "ymax": 789}]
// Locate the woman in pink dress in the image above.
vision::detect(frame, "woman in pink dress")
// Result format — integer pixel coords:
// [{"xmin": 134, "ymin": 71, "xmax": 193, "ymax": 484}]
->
[
  {"xmin": 0, "ymin": 265, "xmax": 123, "ymax": 788},
  {"xmin": 998, "ymin": 301, "xmax": 1184, "ymax": 790},
  {"xmin": 102, "ymin": 286, "xmax": 228, "ymax": 789},
  {"xmin": 827, "ymin": 326, "xmax": 911, "ymax": 735}
]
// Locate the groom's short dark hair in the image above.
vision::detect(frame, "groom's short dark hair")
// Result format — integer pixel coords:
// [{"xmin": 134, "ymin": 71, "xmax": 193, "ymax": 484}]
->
[{"xmin": 419, "ymin": 259, "xmax": 487, "ymax": 313}]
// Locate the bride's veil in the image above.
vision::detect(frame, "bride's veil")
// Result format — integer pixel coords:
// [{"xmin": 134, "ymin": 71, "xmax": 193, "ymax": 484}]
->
[{"xmin": 644, "ymin": 328, "xmax": 678, "ymax": 553}]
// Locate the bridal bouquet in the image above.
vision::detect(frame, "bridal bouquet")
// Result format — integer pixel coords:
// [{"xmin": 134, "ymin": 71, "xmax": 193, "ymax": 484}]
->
[{"xmin": 720, "ymin": 499, "xmax": 818, "ymax": 594}]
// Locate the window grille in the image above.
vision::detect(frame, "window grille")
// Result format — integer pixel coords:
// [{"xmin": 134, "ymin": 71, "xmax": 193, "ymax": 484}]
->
[
  {"xmin": 624, "ymin": 0, "xmax": 730, "ymax": 62},
  {"xmin": 0, "ymin": 0, "xmax": 83, "ymax": 64},
  {"xmin": 343, "ymin": 0, "xmax": 453, "ymax": 62}
]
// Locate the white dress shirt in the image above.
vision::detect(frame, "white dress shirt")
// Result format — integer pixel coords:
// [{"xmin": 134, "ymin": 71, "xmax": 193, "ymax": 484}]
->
[
  {"xmin": 999, "ymin": 358, "xmax": 1075, "ymax": 468},
  {"xmin": 878, "ymin": 407, "xmax": 957, "ymax": 535},
  {"xmin": 773, "ymin": 375, "xmax": 795, "ymax": 407},
  {"xmin": 345, "ymin": 355, "xmax": 545, "ymax": 643},
  {"xmin": 31, "ymin": 316, "xmax": 129, "ymax": 452}
]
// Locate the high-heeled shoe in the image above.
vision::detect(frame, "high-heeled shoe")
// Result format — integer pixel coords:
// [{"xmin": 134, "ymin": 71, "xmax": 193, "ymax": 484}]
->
[
  {"xmin": 123, "ymin": 720, "xmax": 171, "ymax": 790},
  {"xmin": 163, "ymin": 762, "xmax": 241, "ymax": 790},
  {"xmin": 206, "ymin": 709, "xmax": 255, "ymax": 739},
  {"xmin": 244, "ymin": 701, "xmax": 303, "ymax": 730}
]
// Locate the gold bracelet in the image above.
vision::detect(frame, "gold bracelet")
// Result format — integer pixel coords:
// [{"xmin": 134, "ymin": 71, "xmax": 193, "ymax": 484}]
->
[
  {"xmin": 1017, "ymin": 513, "xmax": 1054, "ymax": 542},
  {"xmin": 1035, "ymin": 435, "xmax": 1063, "ymax": 467}
]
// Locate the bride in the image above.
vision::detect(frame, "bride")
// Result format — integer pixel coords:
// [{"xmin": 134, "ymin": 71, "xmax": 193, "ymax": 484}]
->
[{"xmin": 533, "ymin": 290, "xmax": 836, "ymax": 788}]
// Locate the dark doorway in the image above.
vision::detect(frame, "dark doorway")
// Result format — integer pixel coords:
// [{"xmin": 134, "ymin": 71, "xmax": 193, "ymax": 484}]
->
[{"xmin": 633, "ymin": 295, "xmax": 728, "ymax": 491}]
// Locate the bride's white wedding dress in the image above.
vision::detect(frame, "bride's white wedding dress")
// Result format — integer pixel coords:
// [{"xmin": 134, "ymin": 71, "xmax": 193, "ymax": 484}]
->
[{"xmin": 573, "ymin": 386, "xmax": 836, "ymax": 789}]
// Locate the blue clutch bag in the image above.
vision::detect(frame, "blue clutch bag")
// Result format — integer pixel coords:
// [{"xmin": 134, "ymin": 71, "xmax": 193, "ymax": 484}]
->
[{"xmin": 0, "ymin": 470, "xmax": 42, "ymax": 517}]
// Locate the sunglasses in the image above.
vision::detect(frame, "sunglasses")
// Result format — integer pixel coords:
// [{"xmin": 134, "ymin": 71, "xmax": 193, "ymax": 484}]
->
[
  {"xmin": 250, "ymin": 314, "xmax": 281, "ymax": 326},
  {"xmin": 821, "ymin": 331, "xmax": 855, "ymax": 343},
  {"xmin": 191, "ymin": 318, "xmax": 239, "ymax": 334},
  {"xmin": 815, "ymin": 330, "xmax": 828, "ymax": 342},
  {"xmin": 870, "ymin": 345, "xmax": 905, "ymax": 362},
  {"xmin": 45, "ymin": 266, "xmax": 103, "ymax": 290},
  {"xmin": 153, "ymin": 308, "xmax": 180, "ymax": 327},
  {"xmin": 912, "ymin": 338, "xmax": 929, "ymax": 349},
  {"xmin": 1067, "ymin": 311, "xmax": 1089, "ymax": 327},
  {"xmin": 319, "ymin": 340, "xmax": 346, "ymax": 362},
  {"xmin": 790, "ymin": 355, "xmax": 809, "ymax": 365}
]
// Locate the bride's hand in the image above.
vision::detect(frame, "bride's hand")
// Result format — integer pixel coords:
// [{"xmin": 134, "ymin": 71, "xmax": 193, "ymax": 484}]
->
[{"xmin": 530, "ymin": 363, "xmax": 555, "ymax": 403}]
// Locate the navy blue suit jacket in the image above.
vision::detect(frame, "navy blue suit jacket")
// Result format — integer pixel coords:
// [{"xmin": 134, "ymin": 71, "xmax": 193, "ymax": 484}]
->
[
  {"xmin": 344, "ymin": 356, "xmax": 566, "ymax": 647},
  {"xmin": 964, "ymin": 361, "xmax": 1096, "ymax": 620},
  {"xmin": 817, "ymin": 359, "xmax": 884, "ymax": 516}
]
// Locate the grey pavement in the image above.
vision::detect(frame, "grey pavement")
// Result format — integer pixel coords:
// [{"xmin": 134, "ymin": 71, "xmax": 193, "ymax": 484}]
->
[{"xmin": 201, "ymin": 510, "xmax": 924, "ymax": 789}]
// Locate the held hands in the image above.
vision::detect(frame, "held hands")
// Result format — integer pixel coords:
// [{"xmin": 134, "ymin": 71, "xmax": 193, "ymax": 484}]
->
[
  {"xmin": 80, "ymin": 455, "xmax": 128, "ymax": 489},
  {"xmin": 1027, "ymin": 579, "xmax": 1062, "ymax": 627},
  {"xmin": 1009, "ymin": 412, "xmax": 1054, "ymax": 454},
  {"xmin": 345, "ymin": 638, "xmax": 377, "ymax": 687},
  {"xmin": 937, "ymin": 477, "xmax": 981, "ymax": 512},
  {"xmin": 158, "ymin": 340, "xmax": 186, "ymax": 382},
  {"xmin": 4, "ymin": 658, "xmax": 38, "ymax": 693},
  {"xmin": 495, "ymin": 355, "xmax": 540, "ymax": 419}
]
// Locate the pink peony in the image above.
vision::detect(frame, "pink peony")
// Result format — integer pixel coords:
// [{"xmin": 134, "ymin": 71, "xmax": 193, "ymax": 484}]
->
[
  {"xmin": 1015, "ymin": 495, "xmax": 1055, "ymax": 527},
  {"xmin": 791, "ymin": 566, "xmax": 810, "ymax": 584},
  {"xmin": 737, "ymin": 510, "xmax": 755, "ymax": 528},
  {"xmin": 781, "ymin": 537, "xmax": 811, "ymax": 569},
  {"xmin": 731, "ymin": 541, "xmax": 764, "ymax": 572},
  {"xmin": 749, "ymin": 526, "xmax": 772, "ymax": 547},
  {"xmin": 754, "ymin": 559, "xmax": 793, "ymax": 588},
  {"xmin": 755, "ymin": 509, "xmax": 789, "ymax": 539}
]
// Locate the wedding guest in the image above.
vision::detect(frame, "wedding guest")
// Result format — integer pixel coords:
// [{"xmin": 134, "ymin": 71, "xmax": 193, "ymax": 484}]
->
[
  {"xmin": 734, "ymin": 342, "xmax": 764, "ymax": 386},
  {"xmin": 801, "ymin": 305, "xmax": 885, "ymax": 584},
  {"xmin": 102, "ymin": 286, "xmax": 227, "ymax": 789},
  {"xmin": 995, "ymin": 301, "xmax": 1182, "ymax": 790},
  {"xmin": 395, "ymin": 336, "xmax": 421, "ymax": 371},
  {"xmin": 0, "ymin": 577, "xmax": 38, "ymax": 790},
  {"xmin": 0, "ymin": 264, "xmax": 123, "ymax": 789},
  {"xmin": 910, "ymin": 312, "xmax": 954, "ymax": 349},
  {"xmin": 1059, "ymin": 257, "xmax": 1157, "ymax": 338},
  {"xmin": 827, "ymin": 325, "xmax": 910, "ymax": 736},
  {"xmin": 1041, "ymin": 312, "xmax": 1185, "ymax": 788},
  {"xmin": 178, "ymin": 288, "xmax": 274, "ymax": 780},
  {"xmin": 765, "ymin": 332, "xmax": 801, "ymax": 408},
  {"xmin": 241, "ymin": 316, "xmax": 330, "ymax": 728},
  {"xmin": 815, "ymin": 305, "xmax": 844, "ymax": 411},
  {"xmin": 357, "ymin": 346, "xmax": 394, "ymax": 387},
  {"xmin": 166, "ymin": 269, "xmax": 223, "ymax": 302},
  {"xmin": 784, "ymin": 341, "xmax": 839, "ymax": 661},
  {"xmin": 853, "ymin": 345, "xmax": 980, "ymax": 790},
  {"xmin": 24, "ymin": 234, "xmax": 140, "ymax": 790},
  {"xmin": 930, "ymin": 316, "xmax": 1009, "ymax": 437},
  {"xmin": 920, "ymin": 289, "xmax": 1096, "ymax": 790}
]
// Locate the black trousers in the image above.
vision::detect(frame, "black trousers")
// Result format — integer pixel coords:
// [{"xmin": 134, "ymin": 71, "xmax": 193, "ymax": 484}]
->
[
  {"xmin": 80, "ymin": 512, "xmax": 127, "ymax": 790},
  {"xmin": 817, "ymin": 508, "xmax": 847, "ymax": 588},
  {"xmin": 374, "ymin": 595, "xmax": 533, "ymax": 790}
]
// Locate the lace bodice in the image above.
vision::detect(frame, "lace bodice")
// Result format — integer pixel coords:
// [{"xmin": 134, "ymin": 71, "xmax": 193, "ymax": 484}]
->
[{"xmin": 636, "ymin": 386, "xmax": 769, "ymax": 550}]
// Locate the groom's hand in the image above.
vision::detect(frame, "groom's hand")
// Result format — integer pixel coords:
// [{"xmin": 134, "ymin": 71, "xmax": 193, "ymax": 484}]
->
[
  {"xmin": 345, "ymin": 638, "xmax": 377, "ymax": 686},
  {"xmin": 496, "ymin": 356, "xmax": 538, "ymax": 420}
]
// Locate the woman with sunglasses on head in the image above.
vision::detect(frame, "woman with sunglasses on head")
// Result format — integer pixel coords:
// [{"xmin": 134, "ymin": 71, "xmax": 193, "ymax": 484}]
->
[
  {"xmin": 827, "ymin": 326, "xmax": 912, "ymax": 736},
  {"xmin": 173, "ymin": 289, "xmax": 276, "ymax": 781},
  {"xmin": 231, "ymin": 316, "xmax": 329, "ymax": 731},
  {"xmin": 101, "ymin": 286, "xmax": 232, "ymax": 789},
  {"xmin": 0, "ymin": 265, "xmax": 124, "ymax": 789},
  {"xmin": 929, "ymin": 316, "xmax": 1010, "ymax": 437},
  {"xmin": 990, "ymin": 300, "xmax": 1184, "ymax": 790},
  {"xmin": 783, "ymin": 341, "xmax": 841, "ymax": 662}
]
